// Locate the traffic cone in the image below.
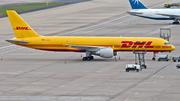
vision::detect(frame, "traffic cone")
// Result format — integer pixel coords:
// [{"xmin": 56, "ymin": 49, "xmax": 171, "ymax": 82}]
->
[
  {"xmin": 1, "ymin": 58, "xmax": 2, "ymax": 60},
  {"xmin": 64, "ymin": 60, "xmax": 66, "ymax": 64},
  {"xmin": 107, "ymin": 59, "xmax": 109, "ymax": 62},
  {"xmin": 119, "ymin": 56, "xmax": 120, "ymax": 60}
]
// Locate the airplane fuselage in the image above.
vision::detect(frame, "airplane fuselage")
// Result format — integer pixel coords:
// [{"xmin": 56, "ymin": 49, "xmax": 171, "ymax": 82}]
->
[
  {"xmin": 127, "ymin": 9, "xmax": 180, "ymax": 20},
  {"xmin": 10, "ymin": 37, "xmax": 175, "ymax": 52}
]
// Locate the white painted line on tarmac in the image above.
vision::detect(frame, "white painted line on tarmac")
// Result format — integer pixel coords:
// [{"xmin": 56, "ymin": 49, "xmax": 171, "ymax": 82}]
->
[
  {"xmin": 0, "ymin": 45, "xmax": 15, "ymax": 49},
  {"xmin": 124, "ymin": 98, "xmax": 129, "ymax": 101},
  {"xmin": 134, "ymin": 92, "xmax": 139, "ymax": 95},
  {"xmin": 58, "ymin": 15, "xmax": 131, "ymax": 36},
  {"xmin": 0, "ymin": 96, "xmax": 106, "ymax": 100},
  {"xmin": 160, "ymin": 76, "xmax": 164, "ymax": 79}
]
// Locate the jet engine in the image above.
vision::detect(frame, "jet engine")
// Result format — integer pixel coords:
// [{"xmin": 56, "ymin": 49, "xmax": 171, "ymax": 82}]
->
[{"xmin": 94, "ymin": 48, "xmax": 114, "ymax": 58}]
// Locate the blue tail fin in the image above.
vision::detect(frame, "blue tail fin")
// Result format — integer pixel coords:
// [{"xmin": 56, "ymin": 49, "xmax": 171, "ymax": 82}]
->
[{"xmin": 129, "ymin": 0, "xmax": 147, "ymax": 9}]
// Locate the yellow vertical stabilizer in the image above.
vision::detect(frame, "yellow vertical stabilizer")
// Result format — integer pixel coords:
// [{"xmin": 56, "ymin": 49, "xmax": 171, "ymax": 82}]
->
[{"xmin": 6, "ymin": 10, "xmax": 41, "ymax": 38}]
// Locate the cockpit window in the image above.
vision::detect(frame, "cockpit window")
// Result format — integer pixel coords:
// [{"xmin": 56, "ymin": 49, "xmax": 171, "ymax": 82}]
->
[{"xmin": 164, "ymin": 42, "xmax": 171, "ymax": 45}]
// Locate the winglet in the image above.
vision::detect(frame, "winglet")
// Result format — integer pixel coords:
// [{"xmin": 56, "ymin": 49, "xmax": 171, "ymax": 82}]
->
[
  {"xmin": 129, "ymin": 0, "xmax": 147, "ymax": 9},
  {"xmin": 6, "ymin": 10, "xmax": 41, "ymax": 38}
]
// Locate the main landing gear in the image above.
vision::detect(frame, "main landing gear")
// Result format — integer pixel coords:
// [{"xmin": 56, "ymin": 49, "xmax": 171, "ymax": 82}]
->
[
  {"xmin": 82, "ymin": 56, "xmax": 94, "ymax": 61},
  {"xmin": 82, "ymin": 51, "xmax": 94, "ymax": 61},
  {"xmin": 172, "ymin": 19, "xmax": 179, "ymax": 24}
]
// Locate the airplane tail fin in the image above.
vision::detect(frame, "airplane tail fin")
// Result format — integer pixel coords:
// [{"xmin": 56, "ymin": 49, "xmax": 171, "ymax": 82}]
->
[
  {"xmin": 129, "ymin": 0, "xmax": 147, "ymax": 9},
  {"xmin": 6, "ymin": 10, "xmax": 41, "ymax": 39}
]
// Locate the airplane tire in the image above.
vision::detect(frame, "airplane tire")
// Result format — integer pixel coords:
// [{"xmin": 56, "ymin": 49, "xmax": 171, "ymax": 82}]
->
[
  {"xmin": 152, "ymin": 57, "xmax": 155, "ymax": 60},
  {"xmin": 90, "ymin": 56, "xmax": 94, "ymax": 60},
  {"xmin": 82, "ymin": 57, "xmax": 87, "ymax": 61},
  {"xmin": 144, "ymin": 65, "xmax": 147, "ymax": 69},
  {"xmin": 172, "ymin": 22, "xmax": 179, "ymax": 24},
  {"xmin": 87, "ymin": 57, "xmax": 91, "ymax": 61}
]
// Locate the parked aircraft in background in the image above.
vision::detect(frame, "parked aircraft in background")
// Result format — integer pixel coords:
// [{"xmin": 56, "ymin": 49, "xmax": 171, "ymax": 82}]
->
[
  {"xmin": 127, "ymin": 0, "xmax": 180, "ymax": 24},
  {"xmin": 6, "ymin": 10, "xmax": 175, "ymax": 61}
]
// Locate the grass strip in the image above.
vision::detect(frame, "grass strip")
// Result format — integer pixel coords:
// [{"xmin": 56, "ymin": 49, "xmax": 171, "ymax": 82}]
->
[{"xmin": 0, "ymin": 2, "xmax": 65, "ymax": 16}]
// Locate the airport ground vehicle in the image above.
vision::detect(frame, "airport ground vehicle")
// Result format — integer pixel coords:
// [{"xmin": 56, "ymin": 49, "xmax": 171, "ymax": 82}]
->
[
  {"xmin": 158, "ymin": 55, "xmax": 170, "ymax": 61},
  {"xmin": 176, "ymin": 64, "xmax": 180, "ymax": 68},
  {"xmin": 126, "ymin": 64, "xmax": 141, "ymax": 72},
  {"xmin": 172, "ymin": 57, "xmax": 180, "ymax": 62},
  {"xmin": 164, "ymin": 3, "xmax": 180, "ymax": 8}
]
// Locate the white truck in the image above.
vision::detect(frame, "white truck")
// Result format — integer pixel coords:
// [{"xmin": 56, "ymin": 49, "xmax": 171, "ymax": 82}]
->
[
  {"xmin": 158, "ymin": 55, "xmax": 170, "ymax": 61},
  {"xmin": 126, "ymin": 64, "xmax": 141, "ymax": 72}
]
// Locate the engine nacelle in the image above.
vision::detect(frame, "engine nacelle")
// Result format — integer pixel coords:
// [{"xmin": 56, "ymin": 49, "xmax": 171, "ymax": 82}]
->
[{"xmin": 94, "ymin": 48, "xmax": 113, "ymax": 58}]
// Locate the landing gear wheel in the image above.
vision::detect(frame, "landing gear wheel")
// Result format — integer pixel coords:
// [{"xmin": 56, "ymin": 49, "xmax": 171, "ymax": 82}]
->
[
  {"xmin": 172, "ymin": 22, "xmax": 179, "ymax": 24},
  {"xmin": 152, "ymin": 57, "xmax": 155, "ymax": 61},
  {"xmin": 90, "ymin": 56, "xmax": 94, "ymax": 60},
  {"xmin": 87, "ymin": 57, "xmax": 91, "ymax": 61},
  {"xmin": 82, "ymin": 57, "xmax": 87, "ymax": 61},
  {"xmin": 144, "ymin": 65, "xmax": 147, "ymax": 69}
]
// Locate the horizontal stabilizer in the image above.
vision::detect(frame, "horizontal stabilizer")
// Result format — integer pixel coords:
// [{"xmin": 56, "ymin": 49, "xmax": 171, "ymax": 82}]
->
[{"xmin": 6, "ymin": 40, "xmax": 29, "ymax": 44}]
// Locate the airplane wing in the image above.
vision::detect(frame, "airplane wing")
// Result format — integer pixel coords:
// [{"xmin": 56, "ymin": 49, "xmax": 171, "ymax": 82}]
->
[
  {"xmin": 156, "ymin": 13, "xmax": 180, "ymax": 18},
  {"xmin": 64, "ymin": 44, "xmax": 108, "ymax": 51}
]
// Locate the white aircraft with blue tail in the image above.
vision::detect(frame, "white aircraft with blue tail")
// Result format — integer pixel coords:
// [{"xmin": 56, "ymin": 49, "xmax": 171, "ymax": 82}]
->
[{"xmin": 127, "ymin": 0, "xmax": 180, "ymax": 24}]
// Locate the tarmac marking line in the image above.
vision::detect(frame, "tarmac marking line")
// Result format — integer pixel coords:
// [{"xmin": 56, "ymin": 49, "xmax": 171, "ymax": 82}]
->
[{"xmin": 134, "ymin": 92, "xmax": 139, "ymax": 95}]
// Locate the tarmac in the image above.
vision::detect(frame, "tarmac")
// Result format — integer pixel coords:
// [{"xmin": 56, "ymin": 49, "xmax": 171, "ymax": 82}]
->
[{"xmin": 0, "ymin": 0, "xmax": 180, "ymax": 101}]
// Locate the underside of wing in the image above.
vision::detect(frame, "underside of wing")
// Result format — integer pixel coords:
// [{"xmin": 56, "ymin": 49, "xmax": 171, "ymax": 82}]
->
[
  {"xmin": 156, "ymin": 13, "xmax": 180, "ymax": 19},
  {"xmin": 64, "ymin": 44, "xmax": 107, "ymax": 51}
]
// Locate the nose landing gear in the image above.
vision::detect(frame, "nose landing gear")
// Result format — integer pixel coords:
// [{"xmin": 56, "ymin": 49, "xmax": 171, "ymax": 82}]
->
[{"xmin": 152, "ymin": 52, "xmax": 157, "ymax": 61}]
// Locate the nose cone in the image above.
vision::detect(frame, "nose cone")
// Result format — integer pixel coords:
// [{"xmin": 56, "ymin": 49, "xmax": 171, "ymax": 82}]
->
[{"xmin": 172, "ymin": 45, "xmax": 175, "ymax": 51}]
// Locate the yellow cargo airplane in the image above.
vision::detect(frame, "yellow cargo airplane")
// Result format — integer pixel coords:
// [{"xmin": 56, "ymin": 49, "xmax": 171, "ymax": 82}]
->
[{"xmin": 6, "ymin": 10, "xmax": 175, "ymax": 61}]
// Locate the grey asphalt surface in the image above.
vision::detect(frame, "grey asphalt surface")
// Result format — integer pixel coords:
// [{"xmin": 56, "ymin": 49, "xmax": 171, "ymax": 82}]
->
[
  {"xmin": 0, "ymin": 0, "xmax": 91, "ymax": 7},
  {"xmin": 0, "ymin": 0, "xmax": 180, "ymax": 101}
]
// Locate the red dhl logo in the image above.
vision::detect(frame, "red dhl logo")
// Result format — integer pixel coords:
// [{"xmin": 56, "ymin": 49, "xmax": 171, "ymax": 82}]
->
[
  {"xmin": 121, "ymin": 41, "xmax": 154, "ymax": 48},
  {"xmin": 13, "ymin": 27, "xmax": 31, "ymax": 30}
]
